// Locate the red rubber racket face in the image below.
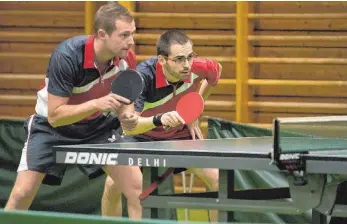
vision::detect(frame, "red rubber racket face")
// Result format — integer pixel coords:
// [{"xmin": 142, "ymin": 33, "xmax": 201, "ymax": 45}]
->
[{"xmin": 176, "ymin": 92, "xmax": 204, "ymax": 124}]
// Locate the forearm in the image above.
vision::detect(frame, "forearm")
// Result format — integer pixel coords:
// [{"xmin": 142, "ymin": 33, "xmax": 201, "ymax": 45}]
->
[
  {"xmin": 48, "ymin": 100, "xmax": 97, "ymax": 127},
  {"xmin": 123, "ymin": 116, "xmax": 156, "ymax": 136},
  {"xmin": 199, "ymin": 62, "xmax": 222, "ymax": 100},
  {"xmin": 199, "ymin": 80, "xmax": 215, "ymax": 101}
]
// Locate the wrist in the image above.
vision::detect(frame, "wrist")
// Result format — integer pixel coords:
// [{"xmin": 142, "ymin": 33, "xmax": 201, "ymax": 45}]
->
[
  {"xmin": 153, "ymin": 113, "xmax": 163, "ymax": 127},
  {"xmin": 89, "ymin": 99, "xmax": 99, "ymax": 112}
]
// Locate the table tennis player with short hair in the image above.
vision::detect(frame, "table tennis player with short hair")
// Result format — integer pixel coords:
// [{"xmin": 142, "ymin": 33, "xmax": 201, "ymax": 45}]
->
[
  {"xmin": 103, "ymin": 29, "xmax": 222, "ymax": 222},
  {"xmin": 3, "ymin": 2, "xmax": 185, "ymax": 220}
]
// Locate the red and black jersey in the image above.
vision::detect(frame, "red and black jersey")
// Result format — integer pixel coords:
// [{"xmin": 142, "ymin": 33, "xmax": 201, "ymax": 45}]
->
[
  {"xmin": 135, "ymin": 56, "xmax": 220, "ymax": 140},
  {"xmin": 35, "ymin": 35, "xmax": 136, "ymax": 138}
]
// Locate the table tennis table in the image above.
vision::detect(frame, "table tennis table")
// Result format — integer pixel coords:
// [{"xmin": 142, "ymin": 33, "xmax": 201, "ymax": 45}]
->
[{"xmin": 53, "ymin": 117, "xmax": 347, "ymax": 223}]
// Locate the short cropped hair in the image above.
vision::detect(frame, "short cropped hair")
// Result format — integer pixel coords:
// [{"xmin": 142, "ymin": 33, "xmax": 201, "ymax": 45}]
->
[
  {"xmin": 93, "ymin": 2, "xmax": 134, "ymax": 36},
  {"xmin": 156, "ymin": 30, "xmax": 193, "ymax": 56}
]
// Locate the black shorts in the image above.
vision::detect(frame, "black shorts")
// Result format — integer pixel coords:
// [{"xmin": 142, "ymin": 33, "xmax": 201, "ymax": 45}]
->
[
  {"xmin": 17, "ymin": 114, "xmax": 123, "ymax": 186},
  {"xmin": 121, "ymin": 135, "xmax": 192, "ymax": 174}
]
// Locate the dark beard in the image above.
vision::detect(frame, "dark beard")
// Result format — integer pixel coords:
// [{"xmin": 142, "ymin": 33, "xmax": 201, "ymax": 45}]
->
[{"xmin": 164, "ymin": 64, "xmax": 181, "ymax": 82}]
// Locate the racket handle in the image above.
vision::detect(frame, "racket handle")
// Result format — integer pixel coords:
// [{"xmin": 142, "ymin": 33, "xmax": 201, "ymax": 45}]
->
[
  {"xmin": 139, "ymin": 168, "xmax": 175, "ymax": 201},
  {"xmin": 163, "ymin": 125, "xmax": 171, "ymax": 131}
]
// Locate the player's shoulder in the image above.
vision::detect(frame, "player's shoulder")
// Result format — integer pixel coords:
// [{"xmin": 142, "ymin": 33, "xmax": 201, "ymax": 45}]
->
[
  {"xmin": 55, "ymin": 35, "xmax": 88, "ymax": 56},
  {"xmin": 191, "ymin": 57, "xmax": 220, "ymax": 76},
  {"xmin": 136, "ymin": 56, "xmax": 157, "ymax": 78},
  {"xmin": 50, "ymin": 35, "xmax": 89, "ymax": 68},
  {"xmin": 192, "ymin": 57, "xmax": 217, "ymax": 69}
]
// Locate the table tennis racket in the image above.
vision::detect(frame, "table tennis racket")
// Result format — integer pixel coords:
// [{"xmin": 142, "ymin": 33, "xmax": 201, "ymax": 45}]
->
[
  {"xmin": 176, "ymin": 92, "xmax": 204, "ymax": 124},
  {"xmin": 163, "ymin": 92, "xmax": 204, "ymax": 131},
  {"xmin": 111, "ymin": 69, "xmax": 144, "ymax": 105}
]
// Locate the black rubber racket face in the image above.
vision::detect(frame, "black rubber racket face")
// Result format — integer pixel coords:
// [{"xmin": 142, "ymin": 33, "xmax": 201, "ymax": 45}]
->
[{"xmin": 111, "ymin": 69, "xmax": 144, "ymax": 104}]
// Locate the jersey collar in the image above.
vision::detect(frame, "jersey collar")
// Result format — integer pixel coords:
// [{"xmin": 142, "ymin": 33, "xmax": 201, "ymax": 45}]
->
[
  {"xmin": 83, "ymin": 35, "xmax": 120, "ymax": 69},
  {"xmin": 155, "ymin": 60, "xmax": 191, "ymax": 89}
]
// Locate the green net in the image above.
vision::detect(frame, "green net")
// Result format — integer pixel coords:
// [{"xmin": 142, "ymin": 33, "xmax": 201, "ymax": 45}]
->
[{"xmin": 276, "ymin": 116, "xmax": 347, "ymax": 153}]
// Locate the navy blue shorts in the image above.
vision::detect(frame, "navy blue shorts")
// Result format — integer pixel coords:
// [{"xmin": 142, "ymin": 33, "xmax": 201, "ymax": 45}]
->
[{"xmin": 17, "ymin": 114, "xmax": 122, "ymax": 186}]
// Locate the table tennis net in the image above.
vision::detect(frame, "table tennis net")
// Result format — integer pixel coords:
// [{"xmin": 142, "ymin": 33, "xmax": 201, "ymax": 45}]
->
[{"xmin": 274, "ymin": 116, "xmax": 347, "ymax": 153}]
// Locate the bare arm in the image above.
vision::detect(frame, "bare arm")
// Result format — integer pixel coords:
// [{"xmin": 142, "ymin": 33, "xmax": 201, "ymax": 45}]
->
[
  {"xmin": 199, "ymin": 62, "xmax": 223, "ymax": 101},
  {"xmin": 48, "ymin": 93, "xmax": 130, "ymax": 128},
  {"xmin": 126, "ymin": 115, "xmax": 157, "ymax": 136},
  {"xmin": 47, "ymin": 94, "xmax": 97, "ymax": 127},
  {"xmin": 119, "ymin": 105, "xmax": 184, "ymax": 136},
  {"xmin": 118, "ymin": 104, "xmax": 156, "ymax": 136}
]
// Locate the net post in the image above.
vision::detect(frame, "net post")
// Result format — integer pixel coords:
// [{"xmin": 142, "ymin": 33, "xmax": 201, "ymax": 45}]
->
[{"xmin": 272, "ymin": 118, "xmax": 280, "ymax": 164}]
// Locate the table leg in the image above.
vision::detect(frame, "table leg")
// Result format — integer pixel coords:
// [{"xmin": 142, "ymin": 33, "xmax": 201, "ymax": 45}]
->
[
  {"xmin": 142, "ymin": 167, "xmax": 159, "ymax": 219},
  {"xmin": 312, "ymin": 210, "xmax": 327, "ymax": 224},
  {"xmin": 218, "ymin": 170, "xmax": 235, "ymax": 222}
]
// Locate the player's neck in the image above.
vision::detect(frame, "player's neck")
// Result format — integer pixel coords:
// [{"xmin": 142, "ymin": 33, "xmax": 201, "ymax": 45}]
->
[
  {"xmin": 163, "ymin": 68, "xmax": 180, "ymax": 84},
  {"xmin": 93, "ymin": 37, "xmax": 113, "ymax": 65}
]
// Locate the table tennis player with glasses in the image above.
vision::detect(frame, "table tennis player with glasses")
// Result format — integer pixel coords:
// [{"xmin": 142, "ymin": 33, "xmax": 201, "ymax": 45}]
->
[{"xmin": 54, "ymin": 115, "xmax": 347, "ymax": 223}]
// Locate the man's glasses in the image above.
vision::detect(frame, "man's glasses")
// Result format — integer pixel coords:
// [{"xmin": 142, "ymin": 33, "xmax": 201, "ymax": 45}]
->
[{"xmin": 163, "ymin": 52, "xmax": 198, "ymax": 64}]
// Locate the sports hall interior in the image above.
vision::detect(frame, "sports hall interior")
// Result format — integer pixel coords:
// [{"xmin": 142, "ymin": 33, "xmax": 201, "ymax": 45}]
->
[{"xmin": 0, "ymin": 1, "xmax": 346, "ymax": 222}]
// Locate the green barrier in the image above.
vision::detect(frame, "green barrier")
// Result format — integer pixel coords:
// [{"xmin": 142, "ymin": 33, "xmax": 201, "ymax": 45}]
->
[
  {"xmin": 0, "ymin": 119, "xmax": 105, "ymax": 214},
  {"xmin": 0, "ymin": 209, "xmax": 210, "ymax": 224},
  {"xmin": 0, "ymin": 209, "xmax": 247, "ymax": 224}
]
